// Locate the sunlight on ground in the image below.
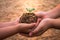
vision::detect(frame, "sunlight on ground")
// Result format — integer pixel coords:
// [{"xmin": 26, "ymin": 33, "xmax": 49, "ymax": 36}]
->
[{"xmin": 0, "ymin": 0, "xmax": 60, "ymax": 40}]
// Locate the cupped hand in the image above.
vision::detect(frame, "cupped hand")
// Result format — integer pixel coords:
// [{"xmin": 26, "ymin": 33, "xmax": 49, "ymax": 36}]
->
[
  {"xmin": 18, "ymin": 23, "xmax": 37, "ymax": 36},
  {"xmin": 19, "ymin": 19, "xmax": 42, "ymax": 37},
  {"xmin": 34, "ymin": 11, "xmax": 47, "ymax": 19},
  {"xmin": 19, "ymin": 23, "xmax": 36, "ymax": 32},
  {"xmin": 28, "ymin": 11, "xmax": 54, "ymax": 36},
  {"xmin": 29, "ymin": 18, "xmax": 53, "ymax": 36},
  {"xmin": 19, "ymin": 11, "xmax": 50, "ymax": 37}
]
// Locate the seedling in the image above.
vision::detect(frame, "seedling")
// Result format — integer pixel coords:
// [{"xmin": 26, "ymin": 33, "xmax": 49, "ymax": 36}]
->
[
  {"xmin": 26, "ymin": 8, "xmax": 35, "ymax": 13},
  {"xmin": 19, "ymin": 8, "xmax": 37, "ymax": 23},
  {"xmin": 19, "ymin": 8, "xmax": 38, "ymax": 33}
]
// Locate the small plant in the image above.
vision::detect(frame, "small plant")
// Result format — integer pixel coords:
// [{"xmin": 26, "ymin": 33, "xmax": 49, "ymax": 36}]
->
[
  {"xmin": 19, "ymin": 8, "xmax": 37, "ymax": 23},
  {"xmin": 26, "ymin": 8, "xmax": 35, "ymax": 13},
  {"xmin": 19, "ymin": 8, "xmax": 37, "ymax": 33}
]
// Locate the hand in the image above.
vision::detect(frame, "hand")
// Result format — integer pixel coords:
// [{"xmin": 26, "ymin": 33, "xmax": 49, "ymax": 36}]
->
[
  {"xmin": 29, "ymin": 18, "xmax": 53, "ymax": 36},
  {"xmin": 28, "ymin": 11, "xmax": 54, "ymax": 36},
  {"xmin": 13, "ymin": 17, "xmax": 37, "ymax": 36},
  {"xmin": 18, "ymin": 23, "xmax": 36, "ymax": 36},
  {"xmin": 34, "ymin": 11, "xmax": 51, "ymax": 19}
]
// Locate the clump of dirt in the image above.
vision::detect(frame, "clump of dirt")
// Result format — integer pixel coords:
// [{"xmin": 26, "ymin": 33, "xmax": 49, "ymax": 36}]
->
[
  {"xmin": 19, "ymin": 13, "xmax": 38, "ymax": 34},
  {"xmin": 19, "ymin": 13, "xmax": 38, "ymax": 23}
]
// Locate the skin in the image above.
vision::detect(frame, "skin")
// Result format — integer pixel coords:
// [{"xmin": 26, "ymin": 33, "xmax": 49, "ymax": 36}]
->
[
  {"xmin": 52, "ymin": 18, "xmax": 60, "ymax": 29},
  {"xmin": 29, "ymin": 4, "xmax": 60, "ymax": 36},
  {"xmin": 0, "ymin": 4, "xmax": 60, "ymax": 39},
  {"xmin": 0, "ymin": 18, "xmax": 36, "ymax": 39}
]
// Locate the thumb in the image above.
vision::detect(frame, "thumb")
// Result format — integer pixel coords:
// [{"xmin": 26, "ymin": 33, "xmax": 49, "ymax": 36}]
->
[
  {"xmin": 34, "ymin": 11, "xmax": 46, "ymax": 18},
  {"xmin": 29, "ymin": 26, "xmax": 41, "ymax": 36},
  {"xmin": 29, "ymin": 20, "xmax": 45, "ymax": 36},
  {"xmin": 24, "ymin": 23, "xmax": 36, "ymax": 29}
]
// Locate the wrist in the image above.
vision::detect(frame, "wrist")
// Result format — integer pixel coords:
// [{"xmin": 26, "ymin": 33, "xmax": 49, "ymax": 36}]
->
[
  {"xmin": 43, "ymin": 13, "xmax": 51, "ymax": 18},
  {"xmin": 44, "ymin": 5, "xmax": 60, "ymax": 18},
  {"xmin": 15, "ymin": 24, "xmax": 21, "ymax": 33},
  {"xmin": 49, "ymin": 19, "xmax": 56, "ymax": 28},
  {"xmin": 44, "ymin": 11, "xmax": 57, "ymax": 19},
  {"xmin": 16, "ymin": 24, "xmax": 23, "ymax": 32}
]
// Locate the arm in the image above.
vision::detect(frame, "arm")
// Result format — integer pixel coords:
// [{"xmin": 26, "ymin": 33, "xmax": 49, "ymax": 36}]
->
[
  {"xmin": 45, "ymin": 4, "xmax": 60, "ymax": 18},
  {"xmin": 29, "ymin": 18, "xmax": 60, "ymax": 36},
  {"xmin": 0, "ymin": 24, "xmax": 19, "ymax": 39},
  {"xmin": 52, "ymin": 18, "xmax": 60, "ymax": 28},
  {"xmin": 31, "ymin": 4, "xmax": 60, "ymax": 37},
  {"xmin": 35, "ymin": 4, "xmax": 60, "ymax": 19},
  {"xmin": 0, "ymin": 23, "xmax": 35, "ymax": 39}
]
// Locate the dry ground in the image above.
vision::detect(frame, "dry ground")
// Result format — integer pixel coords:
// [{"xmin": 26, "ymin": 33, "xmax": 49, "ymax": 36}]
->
[{"xmin": 0, "ymin": 0, "xmax": 60, "ymax": 40}]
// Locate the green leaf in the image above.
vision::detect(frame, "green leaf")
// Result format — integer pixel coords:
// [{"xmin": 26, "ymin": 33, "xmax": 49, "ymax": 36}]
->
[{"xmin": 26, "ymin": 8, "xmax": 35, "ymax": 12}]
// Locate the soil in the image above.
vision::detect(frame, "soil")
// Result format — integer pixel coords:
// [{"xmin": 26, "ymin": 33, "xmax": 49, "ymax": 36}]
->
[
  {"xmin": 0, "ymin": 0, "xmax": 60, "ymax": 40},
  {"xmin": 20, "ymin": 13, "xmax": 38, "ymax": 23},
  {"xmin": 19, "ymin": 13, "xmax": 38, "ymax": 34}
]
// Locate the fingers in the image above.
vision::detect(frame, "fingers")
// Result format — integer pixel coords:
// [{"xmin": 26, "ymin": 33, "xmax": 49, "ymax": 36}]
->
[
  {"xmin": 26, "ymin": 23, "xmax": 36, "ymax": 28},
  {"xmin": 19, "ymin": 23, "xmax": 37, "ymax": 35},
  {"xmin": 20, "ymin": 23, "xmax": 36, "ymax": 29},
  {"xmin": 29, "ymin": 22, "xmax": 43, "ymax": 36},
  {"xmin": 29, "ymin": 18, "xmax": 51, "ymax": 36},
  {"xmin": 34, "ymin": 11, "xmax": 46, "ymax": 18},
  {"xmin": 35, "ymin": 18, "xmax": 42, "ymax": 27}
]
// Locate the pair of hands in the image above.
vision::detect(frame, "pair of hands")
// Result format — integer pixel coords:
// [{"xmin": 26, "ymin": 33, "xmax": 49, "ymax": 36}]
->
[{"xmin": 15, "ymin": 12, "xmax": 54, "ymax": 37}]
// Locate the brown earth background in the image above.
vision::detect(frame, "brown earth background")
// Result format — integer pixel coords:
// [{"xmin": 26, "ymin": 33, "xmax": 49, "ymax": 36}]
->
[{"xmin": 0, "ymin": 0, "xmax": 60, "ymax": 40}]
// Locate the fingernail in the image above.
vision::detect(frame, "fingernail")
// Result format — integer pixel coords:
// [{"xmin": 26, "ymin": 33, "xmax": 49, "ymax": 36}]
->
[{"xmin": 29, "ymin": 32, "xmax": 32, "ymax": 36}]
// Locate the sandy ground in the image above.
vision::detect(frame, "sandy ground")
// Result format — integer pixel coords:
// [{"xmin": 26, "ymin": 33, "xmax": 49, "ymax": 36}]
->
[{"xmin": 0, "ymin": 0, "xmax": 60, "ymax": 40}]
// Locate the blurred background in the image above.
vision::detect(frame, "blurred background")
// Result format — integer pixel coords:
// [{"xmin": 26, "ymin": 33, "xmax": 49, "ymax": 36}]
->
[{"xmin": 0, "ymin": 0, "xmax": 60, "ymax": 40}]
